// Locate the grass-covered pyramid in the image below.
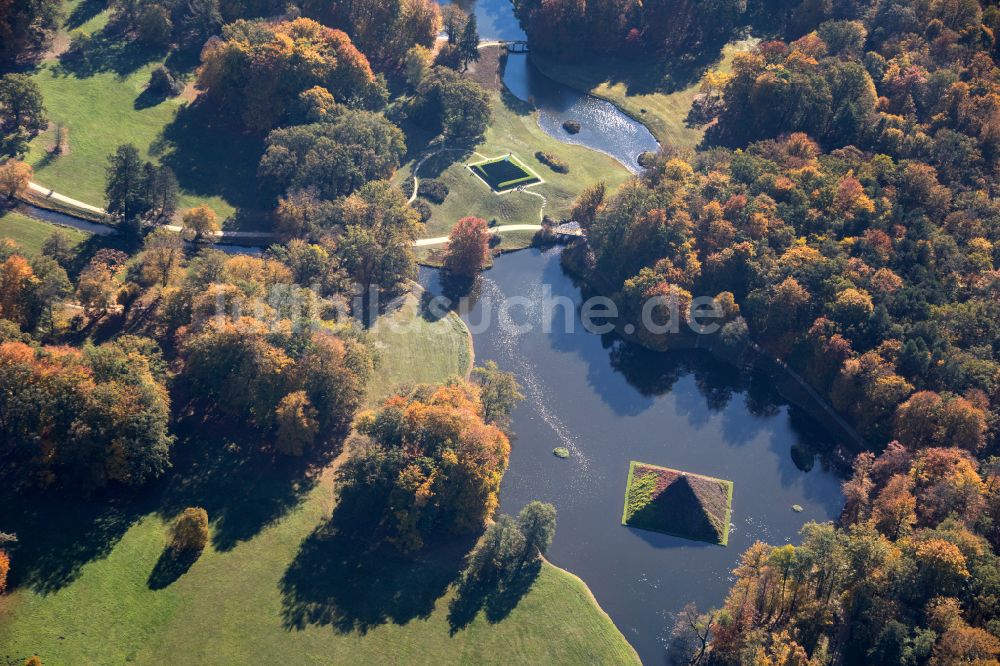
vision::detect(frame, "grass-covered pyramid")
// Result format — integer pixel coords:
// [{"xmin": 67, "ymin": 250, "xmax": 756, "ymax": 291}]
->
[{"xmin": 621, "ymin": 461, "xmax": 733, "ymax": 546}]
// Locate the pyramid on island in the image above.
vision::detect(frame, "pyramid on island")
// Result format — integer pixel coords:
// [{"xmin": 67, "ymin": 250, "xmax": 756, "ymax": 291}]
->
[{"xmin": 621, "ymin": 461, "xmax": 733, "ymax": 546}]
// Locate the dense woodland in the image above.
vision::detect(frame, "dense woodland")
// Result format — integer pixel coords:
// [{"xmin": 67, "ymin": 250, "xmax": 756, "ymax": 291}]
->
[{"xmin": 541, "ymin": 0, "xmax": 1000, "ymax": 663}]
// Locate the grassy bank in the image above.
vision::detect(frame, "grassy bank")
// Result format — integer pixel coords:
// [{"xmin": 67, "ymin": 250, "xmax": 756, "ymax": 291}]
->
[
  {"xmin": 0, "ymin": 208, "xmax": 91, "ymax": 256},
  {"xmin": 398, "ymin": 89, "xmax": 631, "ymax": 247},
  {"xmin": 0, "ymin": 475, "xmax": 637, "ymax": 664},
  {"xmin": 24, "ymin": 60, "xmax": 248, "ymax": 222},
  {"xmin": 530, "ymin": 39, "xmax": 757, "ymax": 148},
  {"xmin": 22, "ymin": 2, "xmax": 265, "ymax": 225}
]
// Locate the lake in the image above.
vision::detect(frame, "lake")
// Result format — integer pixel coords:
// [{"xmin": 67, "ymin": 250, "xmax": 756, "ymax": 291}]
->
[{"xmin": 420, "ymin": 248, "xmax": 845, "ymax": 664}]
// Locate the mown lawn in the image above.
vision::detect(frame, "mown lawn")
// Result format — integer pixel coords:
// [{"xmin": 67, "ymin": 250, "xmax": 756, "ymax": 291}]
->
[
  {"xmin": 0, "ymin": 285, "xmax": 637, "ymax": 665},
  {"xmin": 397, "ymin": 89, "xmax": 631, "ymax": 245},
  {"xmin": 23, "ymin": 4, "xmax": 264, "ymax": 225},
  {"xmin": 366, "ymin": 286, "xmax": 473, "ymax": 404},
  {"xmin": 0, "ymin": 208, "xmax": 90, "ymax": 256},
  {"xmin": 531, "ymin": 38, "xmax": 757, "ymax": 148},
  {"xmin": 0, "ymin": 477, "xmax": 636, "ymax": 665}
]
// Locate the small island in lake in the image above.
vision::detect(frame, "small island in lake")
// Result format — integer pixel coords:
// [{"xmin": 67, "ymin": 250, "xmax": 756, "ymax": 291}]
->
[
  {"xmin": 562, "ymin": 119, "xmax": 581, "ymax": 134},
  {"xmin": 622, "ymin": 461, "xmax": 733, "ymax": 546}
]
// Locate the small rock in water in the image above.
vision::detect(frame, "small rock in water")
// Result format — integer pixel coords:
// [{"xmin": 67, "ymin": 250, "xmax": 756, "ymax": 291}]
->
[
  {"xmin": 562, "ymin": 120, "xmax": 581, "ymax": 134},
  {"xmin": 553, "ymin": 447, "xmax": 570, "ymax": 459},
  {"xmin": 792, "ymin": 504, "xmax": 804, "ymax": 513}
]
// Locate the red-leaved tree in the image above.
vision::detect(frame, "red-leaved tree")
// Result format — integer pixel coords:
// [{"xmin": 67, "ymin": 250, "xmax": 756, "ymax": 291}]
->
[{"xmin": 444, "ymin": 216, "xmax": 490, "ymax": 277}]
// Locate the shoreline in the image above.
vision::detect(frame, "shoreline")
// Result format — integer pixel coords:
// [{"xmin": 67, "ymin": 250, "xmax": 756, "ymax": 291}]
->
[
  {"xmin": 527, "ymin": 53, "xmax": 665, "ymax": 145},
  {"xmin": 499, "ymin": 50, "xmax": 655, "ymax": 173},
  {"xmin": 540, "ymin": 555, "xmax": 643, "ymax": 665},
  {"xmin": 558, "ymin": 242, "xmax": 865, "ymax": 465},
  {"xmin": 415, "ymin": 270, "xmax": 638, "ymax": 661}
]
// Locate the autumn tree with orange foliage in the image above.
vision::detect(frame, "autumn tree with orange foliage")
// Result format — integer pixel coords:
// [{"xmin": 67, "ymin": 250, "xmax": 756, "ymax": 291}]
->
[
  {"xmin": 687, "ymin": 440, "xmax": 1000, "ymax": 665},
  {"xmin": 443, "ymin": 216, "xmax": 491, "ymax": 278},
  {"xmin": 0, "ymin": 337, "xmax": 172, "ymax": 490},
  {"xmin": 179, "ymin": 320, "xmax": 369, "ymax": 454},
  {"xmin": 197, "ymin": 18, "xmax": 385, "ymax": 132},
  {"xmin": 0, "ymin": 159, "xmax": 31, "ymax": 199},
  {"xmin": 304, "ymin": 0, "xmax": 441, "ymax": 70},
  {"xmin": 0, "ymin": 549, "xmax": 9, "ymax": 594},
  {"xmin": 341, "ymin": 381, "xmax": 511, "ymax": 552}
]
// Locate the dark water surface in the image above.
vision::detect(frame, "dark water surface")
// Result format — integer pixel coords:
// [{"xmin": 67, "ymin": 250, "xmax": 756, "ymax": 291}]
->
[
  {"xmin": 420, "ymin": 248, "xmax": 844, "ymax": 664},
  {"xmin": 501, "ymin": 55, "xmax": 660, "ymax": 173}
]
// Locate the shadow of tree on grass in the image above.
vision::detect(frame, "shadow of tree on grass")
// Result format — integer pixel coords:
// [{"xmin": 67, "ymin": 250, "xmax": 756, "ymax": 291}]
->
[
  {"xmin": 446, "ymin": 558, "xmax": 542, "ymax": 634},
  {"xmin": 155, "ymin": 410, "xmax": 324, "ymax": 552},
  {"xmin": 151, "ymin": 102, "xmax": 267, "ymax": 214},
  {"xmin": 279, "ymin": 486, "xmax": 474, "ymax": 633},
  {"xmin": 147, "ymin": 547, "xmax": 200, "ymax": 590},
  {"xmin": 133, "ymin": 85, "xmax": 172, "ymax": 110},
  {"xmin": 66, "ymin": 0, "xmax": 109, "ymax": 30},
  {"xmin": 56, "ymin": 27, "xmax": 164, "ymax": 79},
  {"xmin": 0, "ymin": 485, "xmax": 152, "ymax": 594}
]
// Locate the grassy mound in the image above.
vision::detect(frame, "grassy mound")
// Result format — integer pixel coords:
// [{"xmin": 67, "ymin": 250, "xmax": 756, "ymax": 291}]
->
[{"xmin": 622, "ymin": 462, "xmax": 733, "ymax": 546}]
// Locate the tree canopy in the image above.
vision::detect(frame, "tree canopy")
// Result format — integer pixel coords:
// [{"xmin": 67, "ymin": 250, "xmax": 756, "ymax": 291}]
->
[{"xmin": 197, "ymin": 18, "xmax": 385, "ymax": 132}]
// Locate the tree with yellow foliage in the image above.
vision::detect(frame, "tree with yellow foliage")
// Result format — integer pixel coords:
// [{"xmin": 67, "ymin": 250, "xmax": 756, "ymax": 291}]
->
[
  {"xmin": 0, "ymin": 159, "xmax": 31, "ymax": 199},
  {"xmin": 343, "ymin": 380, "xmax": 511, "ymax": 552},
  {"xmin": 170, "ymin": 507, "xmax": 209, "ymax": 554},
  {"xmin": 275, "ymin": 391, "xmax": 319, "ymax": 456},
  {"xmin": 181, "ymin": 205, "xmax": 219, "ymax": 242}
]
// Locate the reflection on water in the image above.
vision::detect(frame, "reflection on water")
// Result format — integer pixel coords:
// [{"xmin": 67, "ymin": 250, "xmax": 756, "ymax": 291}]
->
[
  {"xmin": 448, "ymin": 0, "xmax": 525, "ymax": 42},
  {"xmin": 502, "ymin": 54, "xmax": 660, "ymax": 173},
  {"xmin": 420, "ymin": 248, "xmax": 844, "ymax": 664}
]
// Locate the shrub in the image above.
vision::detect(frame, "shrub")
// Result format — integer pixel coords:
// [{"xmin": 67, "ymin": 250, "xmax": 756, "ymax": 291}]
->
[
  {"xmin": 418, "ymin": 178, "xmax": 449, "ymax": 204},
  {"xmin": 411, "ymin": 198, "xmax": 432, "ymax": 222},
  {"xmin": 170, "ymin": 507, "xmax": 209, "ymax": 554},
  {"xmin": 534, "ymin": 151, "xmax": 569, "ymax": 174},
  {"xmin": 148, "ymin": 66, "xmax": 183, "ymax": 97},
  {"xmin": 562, "ymin": 119, "xmax": 581, "ymax": 134},
  {"xmin": 637, "ymin": 151, "xmax": 656, "ymax": 169},
  {"xmin": 65, "ymin": 32, "xmax": 92, "ymax": 64},
  {"xmin": 0, "ymin": 549, "xmax": 8, "ymax": 593}
]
